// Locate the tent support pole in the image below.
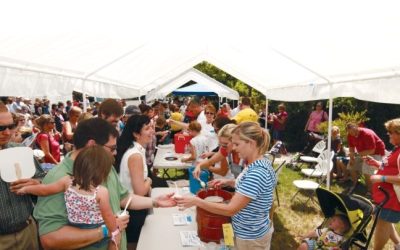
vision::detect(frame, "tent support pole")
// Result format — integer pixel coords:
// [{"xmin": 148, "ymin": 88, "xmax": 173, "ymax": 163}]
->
[
  {"xmin": 327, "ymin": 84, "xmax": 333, "ymax": 189},
  {"xmin": 273, "ymin": 48, "xmax": 335, "ymax": 189},
  {"xmin": 82, "ymin": 91, "xmax": 87, "ymax": 112},
  {"xmin": 265, "ymin": 97, "xmax": 269, "ymax": 130}
]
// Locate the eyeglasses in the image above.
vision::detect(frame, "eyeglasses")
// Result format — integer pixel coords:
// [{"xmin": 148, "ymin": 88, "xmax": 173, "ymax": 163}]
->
[
  {"xmin": 0, "ymin": 123, "xmax": 17, "ymax": 132},
  {"xmin": 387, "ymin": 131, "xmax": 398, "ymax": 135},
  {"xmin": 205, "ymin": 112, "xmax": 214, "ymax": 115},
  {"xmin": 219, "ymin": 143, "xmax": 229, "ymax": 148},
  {"xmin": 103, "ymin": 144, "xmax": 117, "ymax": 152}
]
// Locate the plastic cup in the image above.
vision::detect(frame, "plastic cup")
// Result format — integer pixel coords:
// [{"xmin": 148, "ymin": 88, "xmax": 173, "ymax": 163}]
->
[{"xmin": 118, "ymin": 211, "xmax": 128, "ymax": 218}]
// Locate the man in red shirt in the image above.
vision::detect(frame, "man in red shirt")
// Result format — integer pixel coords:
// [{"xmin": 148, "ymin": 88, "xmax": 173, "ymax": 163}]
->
[{"xmin": 347, "ymin": 123, "xmax": 385, "ymax": 193}]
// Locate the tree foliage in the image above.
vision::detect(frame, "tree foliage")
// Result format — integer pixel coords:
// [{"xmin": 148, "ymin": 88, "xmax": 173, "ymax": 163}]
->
[{"xmin": 194, "ymin": 61, "xmax": 400, "ymax": 151}]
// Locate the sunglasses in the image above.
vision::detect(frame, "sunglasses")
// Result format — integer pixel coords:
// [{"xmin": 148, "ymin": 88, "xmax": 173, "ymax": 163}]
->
[
  {"xmin": 205, "ymin": 112, "xmax": 215, "ymax": 115},
  {"xmin": 103, "ymin": 144, "xmax": 117, "ymax": 152},
  {"xmin": 219, "ymin": 143, "xmax": 229, "ymax": 148},
  {"xmin": 0, "ymin": 123, "xmax": 17, "ymax": 132}
]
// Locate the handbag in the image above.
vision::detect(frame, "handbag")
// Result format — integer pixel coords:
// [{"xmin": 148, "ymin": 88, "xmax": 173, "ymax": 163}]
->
[{"xmin": 392, "ymin": 154, "xmax": 400, "ymax": 201}]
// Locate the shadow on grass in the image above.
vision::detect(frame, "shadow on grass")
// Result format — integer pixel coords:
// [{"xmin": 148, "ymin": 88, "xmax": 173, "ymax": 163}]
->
[
  {"xmin": 290, "ymin": 199, "xmax": 319, "ymax": 214},
  {"xmin": 271, "ymin": 211, "xmax": 299, "ymax": 250}
]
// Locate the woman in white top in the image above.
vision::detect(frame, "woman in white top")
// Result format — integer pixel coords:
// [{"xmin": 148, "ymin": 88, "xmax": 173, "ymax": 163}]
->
[{"xmin": 115, "ymin": 114, "xmax": 154, "ymax": 248}]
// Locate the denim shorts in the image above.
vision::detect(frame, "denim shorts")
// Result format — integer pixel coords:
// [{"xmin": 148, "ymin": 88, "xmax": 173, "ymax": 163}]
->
[
  {"xmin": 379, "ymin": 208, "xmax": 400, "ymax": 223},
  {"xmin": 304, "ymin": 239, "xmax": 316, "ymax": 250}
]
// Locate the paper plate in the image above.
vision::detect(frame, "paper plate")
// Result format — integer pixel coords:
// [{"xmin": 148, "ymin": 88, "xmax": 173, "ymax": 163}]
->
[
  {"xmin": 165, "ymin": 156, "xmax": 178, "ymax": 161},
  {"xmin": 0, "ymin": 147, "xmax": 36, "ymax": 182}
]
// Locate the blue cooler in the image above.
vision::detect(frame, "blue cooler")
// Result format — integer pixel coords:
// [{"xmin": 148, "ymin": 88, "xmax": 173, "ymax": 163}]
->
[{"xmin": 188, "ymin": 166, "xmax": 209, "ymax": 194}]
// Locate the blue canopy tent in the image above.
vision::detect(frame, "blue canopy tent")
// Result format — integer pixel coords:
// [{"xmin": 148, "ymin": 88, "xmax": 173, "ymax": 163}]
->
[
  {"xmin": 172, "ymin": 82, "xmax": 239, "ymax": 102},
  {"xmin": 172, "ymin": 82, "xmax": 219, "ymax": 96}
]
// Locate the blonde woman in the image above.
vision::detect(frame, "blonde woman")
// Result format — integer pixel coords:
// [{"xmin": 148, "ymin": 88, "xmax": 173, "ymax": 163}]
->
[
  {"xmin": 193, "ymin": 123, "xmax": 240, "ymax": 180},
  {"xmin": 177, "ymin": 122, "xmax": 276, "ymax": 250},
  {"xmin": 62, "ymin": 106, "xmax": 82, "ymax": 153}
]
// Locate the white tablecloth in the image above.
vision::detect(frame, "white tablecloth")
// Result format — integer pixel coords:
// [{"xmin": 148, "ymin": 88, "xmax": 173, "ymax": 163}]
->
[
  {"xmin": 153, "ymin": 145, "xmax": 192, "ymax": 170},
  {"xmin": 137, "ymin": 188, "xmax": 199, "ymax": 250}
]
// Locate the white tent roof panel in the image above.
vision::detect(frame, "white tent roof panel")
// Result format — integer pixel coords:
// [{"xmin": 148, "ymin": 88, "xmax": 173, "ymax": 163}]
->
[{"xmin": 0, "ymin": 0, "xmax": 400, "ymax": 103}]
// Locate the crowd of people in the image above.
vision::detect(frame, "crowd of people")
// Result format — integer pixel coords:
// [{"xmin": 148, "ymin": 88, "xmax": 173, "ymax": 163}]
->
[{"xmin": 0, "ymin": 94, "xmax": 399, "ymax": 250}]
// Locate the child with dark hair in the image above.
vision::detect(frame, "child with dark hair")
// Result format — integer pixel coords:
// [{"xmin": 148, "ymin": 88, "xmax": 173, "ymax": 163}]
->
[
  {"xmin": 17, "ymin": 146, "xmax": 120, "ymax": 250},
  {"xmin": 298, "ymin": 214, "xmax": 351, "ymax": 250}
]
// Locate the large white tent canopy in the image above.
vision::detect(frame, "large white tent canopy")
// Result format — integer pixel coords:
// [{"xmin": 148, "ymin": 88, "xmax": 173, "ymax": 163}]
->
[{"xmin": 0, "ymin": 0, "xmax": 400, "ymax": 104}]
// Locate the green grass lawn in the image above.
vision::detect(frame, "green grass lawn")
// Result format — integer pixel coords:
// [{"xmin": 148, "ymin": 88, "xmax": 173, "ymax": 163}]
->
[
  {"xmin": 155, "ymin": 161, "xmax": 398, "ymax": 249},
  {"xmin": 271, "ymin": 164, "xmax": 397, "ymax": 250}
]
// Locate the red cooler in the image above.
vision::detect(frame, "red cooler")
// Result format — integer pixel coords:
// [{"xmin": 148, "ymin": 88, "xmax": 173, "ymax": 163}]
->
[{"xmin": 174, "ymin": 132, "xmax": 192, "ymax": 153}]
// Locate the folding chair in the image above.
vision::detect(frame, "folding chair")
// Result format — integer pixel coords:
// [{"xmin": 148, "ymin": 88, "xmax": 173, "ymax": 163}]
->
[
  {"xmin": 299, "ymin": 140, "xmax": 326, "ymax": 165},
  {"xmin": 264, "ymin": 141, "xmax": 283, "ymax": 166},
  {"xmin": 301, "ymin": 150, "xmax": 334, "ymax": 178},
  {"xmin": 291, "ymin": 151, "xmax": 334, "ymax": 207},
  {"xmin": 274, "ymin": 160, "xmax": 286, "ymax": 206}
]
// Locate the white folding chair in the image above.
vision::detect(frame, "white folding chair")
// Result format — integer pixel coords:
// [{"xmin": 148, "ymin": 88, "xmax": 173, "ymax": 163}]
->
[
  {"xmin": 299, "ymin": 140, "xmax": 326, "ymax": 164},
  {"xmin": 291, "ymin": 151, "xmax": 334, "ymax": 207},
  {"xmin": 301, "ymin": 150, "xmax": 334, "ymax": 178}
]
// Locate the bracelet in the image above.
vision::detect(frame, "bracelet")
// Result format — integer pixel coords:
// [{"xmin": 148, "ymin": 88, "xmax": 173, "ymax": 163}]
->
[
  {"xmin": 381, "ymin": 176, "xmax": 387, "ymax": 183},
  {"xmin": 101, "ymin": 224, "xmax": 109, "ymax": 238},
  {"xmin": 152, "ymin": 199, "xmax": 159, "ymax": 208}
]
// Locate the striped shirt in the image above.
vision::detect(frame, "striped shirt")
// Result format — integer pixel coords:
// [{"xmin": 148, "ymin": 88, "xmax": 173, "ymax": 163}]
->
[{"xmin": 233, "ymin": 158, "xmax": 276, "ymax": 239}]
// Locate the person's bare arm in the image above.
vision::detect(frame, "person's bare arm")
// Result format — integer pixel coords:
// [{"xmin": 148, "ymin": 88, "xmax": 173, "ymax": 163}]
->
[
  {"xmin": 168, "ymin": 119, "xmax": 189, "ymax": 130},
  {"xmin": 359, "ymin": 149, "xmax": 376, "ymax": 157},
  {"xmin": 63, "ymin": 121, "xmax": 74, "ymax": 141},
  {"xmin": 16, "ymin": 176, "xmax": 70, "ymax": 196},
  {"xmin": 276, "ymin": 114, "xmax": 287, "ymax": 124},
  {"xmin": 97, "ymin": 187, "xmax": 117, "ymax": 232},
  {"xmin": 128, "ymin": 154, "xmax": 151, "ymax": 196},
  {"xmin": 193, "ymin": 152, "xmax": 225, "ymax": 179},
  {"xmin": 176, "ymin": 192, "xmax": 251, "ymax": 217},
  {"xmin": 209, "ymin": 157, "xmax": 229, "ymax": 176},
  {"xmin": 40, "ymin": 226, "xmax": 104, "ymax": 250},
  {"xmin": 182, "ymin": 144, "xmax": 196, "ymax": 162},
  {"xmin": 120, "ymin": 193, "xmax": 176, "ymax": 210},
  {"xmin": 304, "ymin": 115, "xmax": 311, "ymax": 131}
]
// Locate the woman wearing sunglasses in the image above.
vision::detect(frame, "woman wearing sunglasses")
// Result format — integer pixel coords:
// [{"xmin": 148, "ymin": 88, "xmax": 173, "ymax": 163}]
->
[{"xmin": 168, "ymin": 103, "xmax": 219, "ymax": 153}]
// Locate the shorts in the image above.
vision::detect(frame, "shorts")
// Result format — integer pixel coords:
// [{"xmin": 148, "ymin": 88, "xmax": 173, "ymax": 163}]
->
[
  {"xmin": 337, "ymin": 156, "xmax": 349, "ymax": 165},
  {"xmin": 379, "ymin": 208, "xmax": 400, "ymax": 223},
  {"xmin": 235, "ymin": 224, "xmax": 274, "ymax": 250},
  {"xmin": 304, "ymin": 239, "xmax": 317, "ymax": 250},
  {"xmin": 272, "ymin": 130, "xmax": 284, "ymax": 141},
  {"xmin": 348, "ymin": 155, "xmax": 381, "ymax": 175}
]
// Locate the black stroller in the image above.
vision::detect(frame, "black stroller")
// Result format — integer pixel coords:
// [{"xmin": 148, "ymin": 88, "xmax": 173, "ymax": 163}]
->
[{"xmin": 315, "ymin": 187, "xmax": 389, "ymax": 249}]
